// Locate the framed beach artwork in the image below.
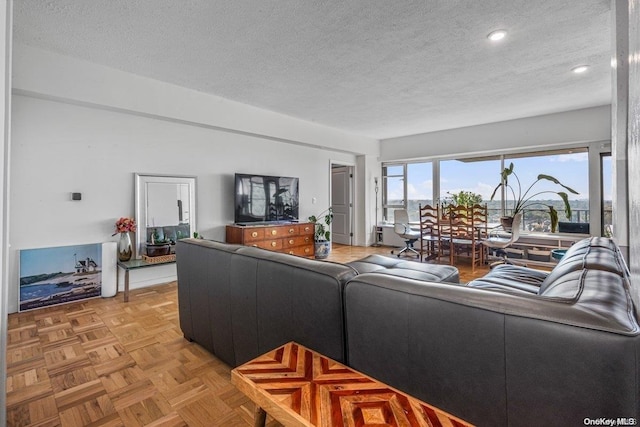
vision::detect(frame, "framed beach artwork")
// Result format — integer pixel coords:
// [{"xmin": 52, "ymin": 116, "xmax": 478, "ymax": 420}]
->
[{"xmin": 19, "ymin": 243, "xmax": 103, "ymax": 311}]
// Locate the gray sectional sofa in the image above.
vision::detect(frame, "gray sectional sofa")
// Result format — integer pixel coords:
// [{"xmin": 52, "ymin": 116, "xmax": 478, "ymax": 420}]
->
[
  {"xmin": 175, "ymin": 239, "xmax": 458, "ymax": 366},
  {"xmin": 175, "ymin": 237, "xmax": 640, "ymax": 427}
]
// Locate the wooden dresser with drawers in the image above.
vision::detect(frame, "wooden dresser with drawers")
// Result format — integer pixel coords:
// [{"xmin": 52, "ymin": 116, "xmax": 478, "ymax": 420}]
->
[{"xmin": 225, "ymin": 222, "xmax": 315, "ymax": 258}]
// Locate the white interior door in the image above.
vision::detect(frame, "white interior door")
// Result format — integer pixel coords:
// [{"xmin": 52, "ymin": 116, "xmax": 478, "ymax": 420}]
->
[{"xmin": 331, "ymin": 166, "xmax": 353, "ymax": 245}]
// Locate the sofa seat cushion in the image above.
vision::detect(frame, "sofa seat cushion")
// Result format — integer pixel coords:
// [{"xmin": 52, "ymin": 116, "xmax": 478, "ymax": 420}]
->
[
  {"xmin": 347, "ymin": 254, "xmax": 459, "ymax": 283},
  {"xmin": 467, "ymin": 264, "xmax": 548, "ymax": 294}
]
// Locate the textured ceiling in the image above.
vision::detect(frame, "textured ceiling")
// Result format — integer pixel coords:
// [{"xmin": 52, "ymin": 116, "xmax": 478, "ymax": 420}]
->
[{"xmin": 13, "ymin": 0, "xmax": 612, "ymax": 140}]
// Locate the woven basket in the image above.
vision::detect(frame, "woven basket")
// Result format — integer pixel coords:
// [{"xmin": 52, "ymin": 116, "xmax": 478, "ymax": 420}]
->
[{"xmin": 142, "ymin": 254, "xmax": 176, "ymax": 263}]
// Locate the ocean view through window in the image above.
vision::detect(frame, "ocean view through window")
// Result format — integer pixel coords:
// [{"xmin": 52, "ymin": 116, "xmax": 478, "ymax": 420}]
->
[{"xmin": 382, "ymin": 148, "xmax": 593, "ymax": 234}]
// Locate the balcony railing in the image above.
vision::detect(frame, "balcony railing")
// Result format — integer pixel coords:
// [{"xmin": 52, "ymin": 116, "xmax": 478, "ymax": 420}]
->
[
  {"xmin": 393, "ymin": 203, "xmax": 611, "ymax": 235},
  {"xmin": 491, "ymin": 208, "xmax": 603, "ymax": 233}
]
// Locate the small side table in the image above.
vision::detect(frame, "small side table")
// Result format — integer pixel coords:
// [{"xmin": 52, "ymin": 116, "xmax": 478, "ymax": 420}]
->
[{"xmin": 116, "ymin": 258, "xmax": 176, "ymax": 302}]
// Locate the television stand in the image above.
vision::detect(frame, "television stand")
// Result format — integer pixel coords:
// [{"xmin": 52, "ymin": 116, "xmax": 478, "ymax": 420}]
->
[{"xmin": 226, "ymin": 222, "xmax": 315, "ymax": 258}]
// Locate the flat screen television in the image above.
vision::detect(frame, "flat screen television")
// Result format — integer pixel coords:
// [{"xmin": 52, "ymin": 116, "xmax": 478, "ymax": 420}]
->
[{"xmin": 234, "ymin": 173, "xmax": 299, "ymax": 224}]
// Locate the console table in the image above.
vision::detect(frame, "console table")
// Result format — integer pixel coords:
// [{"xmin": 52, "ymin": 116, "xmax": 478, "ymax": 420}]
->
[
  {"xmin": 116, "ymin": 258, "xmax": 176, "ymax": 302},
  {"xmin": 226, "ymin": 222, "xmax": 314, "ymax": 258},
  {"xmin": 232, "ymin": 341, "xmax": 474, "ymax": 427}
]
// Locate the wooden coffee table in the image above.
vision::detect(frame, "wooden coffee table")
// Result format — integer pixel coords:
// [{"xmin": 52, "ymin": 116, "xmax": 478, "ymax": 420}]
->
[{"xmin": 231, "ymin": 341, "xmax": 474, "ymax": 427}]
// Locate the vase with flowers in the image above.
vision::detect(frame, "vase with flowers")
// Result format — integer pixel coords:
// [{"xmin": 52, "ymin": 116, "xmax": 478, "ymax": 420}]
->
[{"xmin": 113, "ymin": 217, "xmax": 136, "ymax": 261}]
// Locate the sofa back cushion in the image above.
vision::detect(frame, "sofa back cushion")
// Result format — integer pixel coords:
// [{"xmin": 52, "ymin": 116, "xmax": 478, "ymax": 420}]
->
[
  {"xmin": 175, "ymin": 239, "xmax": 245, "ymax": 365},
  {"xmin": 344, "ymin": 274, "xmax": 508, "ymax": 426},
  {"xmin": 176, "ymin": 239, "xmax": 357, "ymax": 367},
  {"xmin": 231, "ymin": 246, "xmax": 357, "ymax": 365},
  {"xmin": 538, "ymin": 237, "xmax": 626, "ymax": 296}
]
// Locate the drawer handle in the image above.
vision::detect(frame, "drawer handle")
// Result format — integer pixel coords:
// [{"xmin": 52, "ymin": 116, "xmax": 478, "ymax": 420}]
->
[
  {"xmin": 304, "ymin": 226, "xmax": 310, "ymax": 232},
  {"xmin": 271, "ymin": 242, "xmax": 277, "ymax": 247},
  {"xmin": 304, "ymin": 248, "xmax": 310, "ymax": 253},
  {"xmin": 271, "ymin": 230, "xmax": 277, "ymax": 236},
  {"xmin": 289, "ymin": 228, "xmax": 295, "ymax": 233},
  {"xmin": 289, "ymin": 239, "xmax": 294, "ymax": 244},
  {"xmin": 304, "ymin": 237, "xmax": 309, "ymax": 243},
  {"xmin": 251, "ymin": 231, "xmax": 258, "ymax": 238}
]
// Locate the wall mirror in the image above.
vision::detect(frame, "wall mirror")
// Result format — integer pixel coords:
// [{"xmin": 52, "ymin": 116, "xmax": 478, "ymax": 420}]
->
[{"xmin": 134, "ymin": 173, "xmax": 197, "ymax": 258}]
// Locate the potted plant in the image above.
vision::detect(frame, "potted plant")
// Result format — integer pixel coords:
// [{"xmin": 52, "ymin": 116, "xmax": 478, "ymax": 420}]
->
[
  {"xmin": 146, "ymin": 228, "xmax": 171, "ymax": 257},
  {"xmin": 490, "ymin": 162, "xmax": 579, "ymax": 231},
  {"xmin": 308, "ymin": 207, "xmax": 333, "ymax": 259},
  {"xmin": 445, "ymin": 190, "xmax": 483, "ymax": 207}
]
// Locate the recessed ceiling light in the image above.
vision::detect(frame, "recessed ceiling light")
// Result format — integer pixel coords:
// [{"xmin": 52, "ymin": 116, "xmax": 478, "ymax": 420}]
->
[
  {"xmin": 487, "ymin": 30, "xmax": 507, "ymax": 42},
  {"xmin": 572, "ymin": 65, "xmax": 589, "ymax": 74}
]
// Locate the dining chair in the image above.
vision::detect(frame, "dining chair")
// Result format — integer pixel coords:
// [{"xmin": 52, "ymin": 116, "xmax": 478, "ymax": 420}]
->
[
  {"xmin": 418, "ymin": 203, "xmax": 442, "ymax": 262},
  {"xmin": 444, "ymin": 204, "xmax": 472, "ymax": 267},
  {"xmin": 469, "ymin": 203, "xmax": 488, "ymax": 270},
  {"xmin": 437, "ymin": 203, "xmax": 453, "ymax": 262},
  {"xmin": 443, "ymin": 204, "xmax": 485, "ymax": 272},
  {"xmin": 483, "ymin": 212, "xmax": 523, "ymax": 267}
]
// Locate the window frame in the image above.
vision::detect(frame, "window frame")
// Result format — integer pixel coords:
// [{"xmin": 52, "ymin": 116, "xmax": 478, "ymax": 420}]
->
[
  {"xmin": 382, "ymin": 145, "xmax": 600, "ymax": 235},
  {"xmin": 601, "ymin": 152, "xmax": 612, "ymax": 237},
  {"xmin": 382, "ymin": 163, "xmax": 407, "ymax": 220}
]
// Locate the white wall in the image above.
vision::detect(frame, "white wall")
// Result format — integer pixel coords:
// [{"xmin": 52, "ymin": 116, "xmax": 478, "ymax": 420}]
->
[
  {"xmin": 13, "ymin": 44, "xmax": 377, "ymax": 157},
  {"xmin": 381, "ymin": 105, "xmax": 611, "ymax": 161},
  {"xmin": 624, "ymin": 0, "xmax": 640, "ymax": 308},
  {"xmin": 7, "ymin": 44, "xmax": 381, "ymax": 314},
  {"xmin": 356, "ymin": 154, "xmax": 381, "ymax": 246},
  {"xmin": 8, "ymin": 94, "xmax": 359, "ymax": 313},
  {"xmin": 0, "ymin": 0, "xmax": 10, "ymax": 423}
]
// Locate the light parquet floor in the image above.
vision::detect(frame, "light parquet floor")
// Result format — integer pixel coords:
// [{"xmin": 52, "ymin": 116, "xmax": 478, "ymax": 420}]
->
[{"xmin": 6, "ymin": 244, "xmax": 487, "ymax": 427}]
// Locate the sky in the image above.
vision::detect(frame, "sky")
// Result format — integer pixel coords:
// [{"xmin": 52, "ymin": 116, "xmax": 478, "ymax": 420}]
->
[
  {"xmin": 20, "ymin": 243, "xmax": 102, "ymax": 278},
  {"xmin": 387, "ymin": 152, "xmax": 610, "ymax": 202}
]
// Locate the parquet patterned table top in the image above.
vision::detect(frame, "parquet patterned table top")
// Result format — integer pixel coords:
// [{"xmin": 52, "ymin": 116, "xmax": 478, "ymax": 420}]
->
[{"xmin": 231, "ymin": 342, "xmax": 474, "ymax": 427}]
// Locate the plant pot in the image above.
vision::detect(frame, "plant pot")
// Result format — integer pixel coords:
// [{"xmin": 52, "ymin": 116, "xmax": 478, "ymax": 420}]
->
[
  {"xmin": 314, "ymin": 241, "xmax": 331, "ymax": 259},
  {"xmin": 551, "ymin": 248, "xmax": 567, "ymax": 262},
  {"xmin": 500, "ymin": 216, "xmax": 514, "ymax": 231},
  {"xmin": 146, "ymin": 243, "xmax": 171, "ymax": 257}
]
